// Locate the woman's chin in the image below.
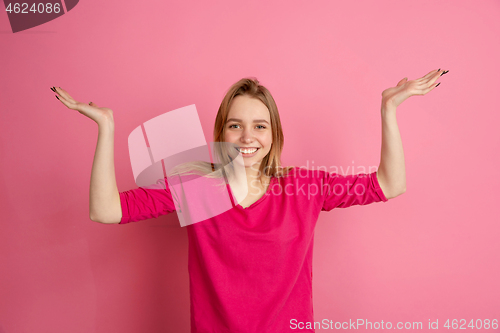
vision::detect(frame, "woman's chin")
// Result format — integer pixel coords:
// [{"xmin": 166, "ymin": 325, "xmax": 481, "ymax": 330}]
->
[{"xmin": 243, "ymin": 160, "xmax": 262, "ymax": 170}]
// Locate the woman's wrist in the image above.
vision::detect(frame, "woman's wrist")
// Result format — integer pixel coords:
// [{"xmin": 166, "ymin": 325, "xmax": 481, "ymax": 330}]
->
[
  {"xmin": 381, "ymin": 100, "xmax": 397, "ymax": 115},
  {"xmin": 97, "ymin": 114, "xmax": 115, "ymax": 131}
]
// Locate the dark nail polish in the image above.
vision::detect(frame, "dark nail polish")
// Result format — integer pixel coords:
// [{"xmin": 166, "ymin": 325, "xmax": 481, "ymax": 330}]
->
[
  {"xmin": 50, "ymin": 87, "xmax": 54, "ymax": 92},
  {"xmin": 56, "ymin": 95, "xmax": 60, "ymax": 100},
  {"xmin": 440, "ymin": 71, "xmax": 448, "ymax": 76},
  {"xmin": 435, "ymin": 82, "xmax": 441, "ymax": 87},
  {"xmin": 438, "ymin": 68, "xmax": 441, "ymax": 72}
]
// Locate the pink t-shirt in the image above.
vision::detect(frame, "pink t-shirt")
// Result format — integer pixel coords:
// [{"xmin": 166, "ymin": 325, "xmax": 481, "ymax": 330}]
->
[{"xmin": 119, "ymin": 167, "xmax": 388, "ymax": 332}]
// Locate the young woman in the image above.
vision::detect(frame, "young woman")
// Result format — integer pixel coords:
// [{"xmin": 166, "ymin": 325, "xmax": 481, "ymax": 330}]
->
[{"xmin": 52, "ymin": 68, "xmax": 448, "ymax": 332}]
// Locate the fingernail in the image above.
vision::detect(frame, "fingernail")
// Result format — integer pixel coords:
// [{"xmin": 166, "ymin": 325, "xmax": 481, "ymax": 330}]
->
[
  {"xmin": 50, "ymin": 87, "xmax": 55, "ymax": 92},
  {"xmin": 435, "ymin": 82, "xmax": 441, "ymax": 87},
  {"xmin": 55, "ymin": 95, "xmax": 60, "ymax": 100},
  {"xmin": 437, "ymin": 68, "xmax": 441, "ymax": 72},
  {"xmin": 89, "ymin": 102, "xmax": 92, "ymax": 105},
  {"xmin": 440, "ymin": 70, "xmax": 449, "ymax": 76}
]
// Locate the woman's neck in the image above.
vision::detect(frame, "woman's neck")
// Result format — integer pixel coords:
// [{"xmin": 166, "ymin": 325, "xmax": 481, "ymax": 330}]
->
[{"xmin": 244, "ymin": 165, "xmax": 270, "ymax": 194}]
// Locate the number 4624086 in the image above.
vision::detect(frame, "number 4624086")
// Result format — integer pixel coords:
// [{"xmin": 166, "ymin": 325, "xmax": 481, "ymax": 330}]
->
[
  {"xmin": 444, "ymin": 319, "xmax": 498, "ymax": 330},
  {"xmin": 5, "ymin": 3, "xmax": 62, "ymax": 14}
]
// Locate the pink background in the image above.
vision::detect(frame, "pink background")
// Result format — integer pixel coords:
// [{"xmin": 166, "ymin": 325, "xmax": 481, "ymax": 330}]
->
[{"xmin": 1, "ymin": 0, "xmax": 499, "ymax": 332}]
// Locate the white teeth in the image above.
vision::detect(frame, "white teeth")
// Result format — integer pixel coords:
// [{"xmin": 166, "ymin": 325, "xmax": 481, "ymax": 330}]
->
[{"xmin": 238, "ymin": 148, "xmax": 258, "ymax": 154}]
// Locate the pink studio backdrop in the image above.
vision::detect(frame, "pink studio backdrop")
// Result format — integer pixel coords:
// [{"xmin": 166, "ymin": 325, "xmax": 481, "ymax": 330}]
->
[{"xmin": 1, "ymin": 0, "xmax": 499, "ymax": 332}]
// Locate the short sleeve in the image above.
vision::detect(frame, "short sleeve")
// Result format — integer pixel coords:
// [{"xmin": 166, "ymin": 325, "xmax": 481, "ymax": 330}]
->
[
  {"xmin": 321, "ymin": 171, "xmax": 388, "ymax": 212},
  {"xmin": 119, "ymin": 177, "xmax": 177, "ymax": 224}
]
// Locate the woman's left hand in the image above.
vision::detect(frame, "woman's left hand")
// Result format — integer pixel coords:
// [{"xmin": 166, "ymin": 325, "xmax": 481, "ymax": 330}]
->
[{"xmin": 381, "ymin": 68, "xmax": 449, "ymax": 109}]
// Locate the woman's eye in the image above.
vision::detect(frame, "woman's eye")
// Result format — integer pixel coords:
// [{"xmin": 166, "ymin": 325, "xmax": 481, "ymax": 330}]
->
[{"xmin": 228, "ymin": 124, "xmax": 266, "ymax": 129}]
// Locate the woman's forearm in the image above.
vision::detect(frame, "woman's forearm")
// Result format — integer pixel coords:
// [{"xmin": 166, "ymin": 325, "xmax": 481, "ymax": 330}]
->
[
  {"xmin": 377, "ymin": 104, "xmax": 406, "ymax": 199},
  {"xmin": 89, "ymin": 118, "xmax": 122, "ymax": 223}
]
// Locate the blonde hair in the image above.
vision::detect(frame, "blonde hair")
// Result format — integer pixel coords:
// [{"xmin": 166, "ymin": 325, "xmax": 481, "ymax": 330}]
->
[{"xmin": 168, "ymin": 77, "xmax": 294, "ymax": 186}]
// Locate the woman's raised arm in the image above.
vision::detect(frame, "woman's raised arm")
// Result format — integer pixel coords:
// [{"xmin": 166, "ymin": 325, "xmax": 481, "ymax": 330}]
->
[
  {"xmin": 376, "ymin": 68, "xmax": 449, "ymax": 199},
  {"xmin": 52, "ymin": 87, "xmax": 122, "ymax": 224}
]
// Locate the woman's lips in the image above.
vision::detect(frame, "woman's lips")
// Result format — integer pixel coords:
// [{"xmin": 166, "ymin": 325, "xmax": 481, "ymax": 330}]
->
[{"xmin": 238, "ymin": 147, "xmax": 259, "ymax": 157}]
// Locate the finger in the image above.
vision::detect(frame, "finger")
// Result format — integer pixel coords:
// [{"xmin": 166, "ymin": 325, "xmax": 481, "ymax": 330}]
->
[
  {"xmin": 417, "ymin": 82, "xmax": 440, "ymax": 96},
  {"xmin": 54, "ymin": 87, "xmax": 74, "ymax": 101},
  {"xmin": 89, "ymin": 101, "xmax": 99, "ymax": 108},
  {"xmin": 396, "ymin": 77, "xmax": 408, "ymax": 87},
  {"xmin": 419, "ymin": 69, "xmax": 445, "ymax": 86},
  {"xmin": 424, "ymin": 69, "xmax": 447, "ymax": 86},
  {"xmin": 55, "ymin": 94, "xmax": 76, "ymax": 109},
  {"xmin": 417, "ymin": 69, "xmax": 438, "ymax": 82}
]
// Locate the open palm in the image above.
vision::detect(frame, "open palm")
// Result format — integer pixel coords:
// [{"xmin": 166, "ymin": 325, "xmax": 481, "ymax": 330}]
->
[
  {"xmin": 381, "ymin": 69, "xmax": 448, "ymax": 108},
  {"xmin": 51, "ymin": 86, "xmax": 114, "ymax": 124}
]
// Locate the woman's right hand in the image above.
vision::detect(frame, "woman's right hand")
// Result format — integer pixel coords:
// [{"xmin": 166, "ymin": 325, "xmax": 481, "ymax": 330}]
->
[{"xmin": 51, "ymin": 86, "xmax": 114, "ymax": 125}]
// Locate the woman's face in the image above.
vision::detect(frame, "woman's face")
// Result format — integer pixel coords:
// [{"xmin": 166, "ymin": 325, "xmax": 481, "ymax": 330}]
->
[{"xmin": 224, "ymin": 95, "xmax": 273, "ymax": 170}]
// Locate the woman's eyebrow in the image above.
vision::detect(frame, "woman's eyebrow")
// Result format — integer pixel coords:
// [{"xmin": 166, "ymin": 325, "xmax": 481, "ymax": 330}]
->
[{"xmin": 227, "ymin": 118, "xmax": 269, "ymax": 124}]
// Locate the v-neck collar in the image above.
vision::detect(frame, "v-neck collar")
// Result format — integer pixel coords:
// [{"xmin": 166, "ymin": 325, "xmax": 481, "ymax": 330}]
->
[{"xmin": 226, "ymin": 176, "xmax": 277, "ymax": 211}]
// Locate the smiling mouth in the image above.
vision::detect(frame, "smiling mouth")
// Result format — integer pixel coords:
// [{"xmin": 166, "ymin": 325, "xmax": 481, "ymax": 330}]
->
[{"xmin": 236, "ymin": 147, "xmax": 259, "ymax": 154}]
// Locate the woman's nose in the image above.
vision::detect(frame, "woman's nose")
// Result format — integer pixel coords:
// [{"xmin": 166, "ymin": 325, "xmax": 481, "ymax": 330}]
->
[{"xmin": 240, "ymin": 128, "xmax": 254, "ymax": 142}]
